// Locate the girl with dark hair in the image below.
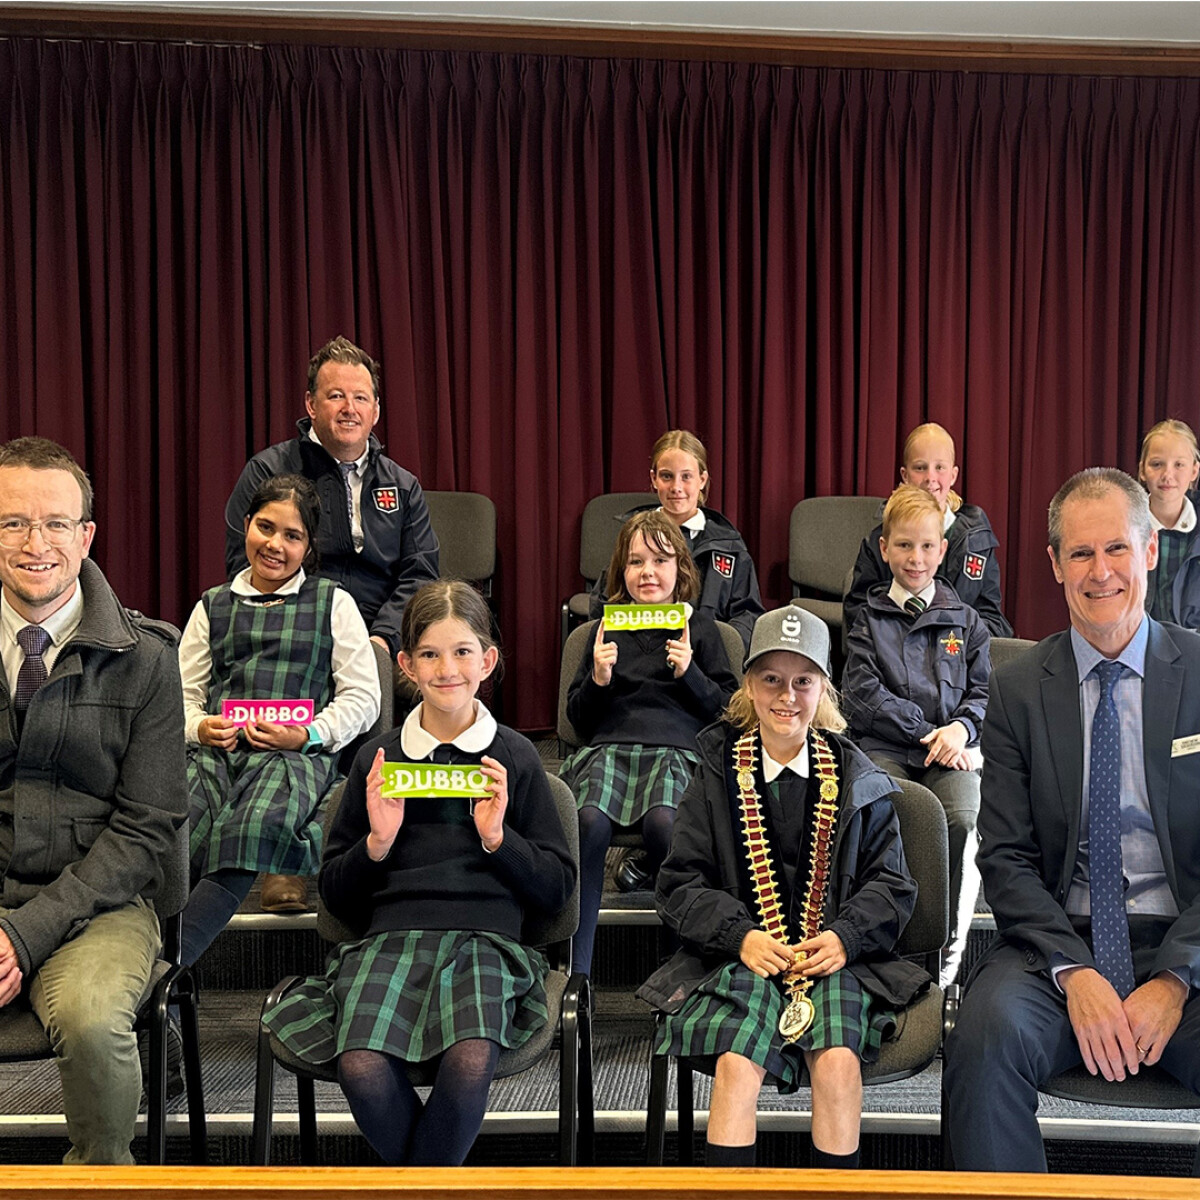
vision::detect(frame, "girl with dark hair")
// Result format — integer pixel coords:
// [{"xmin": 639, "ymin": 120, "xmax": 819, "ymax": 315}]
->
[
  {"xmin": 562, "ymin": 509, "xmax": 739, "ymax": 976},
  {"xmin": 262, "ymin": 580, "xmax": 574, "ymax": 1166},
  {"xmin": 177, "ymin": 473, "xmax": 380, "ymax": 962}
]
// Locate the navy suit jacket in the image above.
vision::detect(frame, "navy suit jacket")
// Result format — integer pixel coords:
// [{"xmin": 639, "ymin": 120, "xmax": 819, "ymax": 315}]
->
[{"xmin": 978, "ymin": 619, "xmax": 1200, "ymax": 989}]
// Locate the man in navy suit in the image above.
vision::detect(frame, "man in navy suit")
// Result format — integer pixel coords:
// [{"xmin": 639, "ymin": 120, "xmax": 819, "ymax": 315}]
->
[{"xmin": 944, "ymin": 467, "xmax": 1200, "ymax": 1172}]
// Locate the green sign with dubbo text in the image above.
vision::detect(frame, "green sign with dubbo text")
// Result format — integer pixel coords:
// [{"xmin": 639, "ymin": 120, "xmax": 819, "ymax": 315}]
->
[
  {"xmin": 602, "ymin": 603, "xmax": 687, "ymax": 632},
  {"xmin": 380, "ymin": 762, "xmax": 489, "ymax": 798}
]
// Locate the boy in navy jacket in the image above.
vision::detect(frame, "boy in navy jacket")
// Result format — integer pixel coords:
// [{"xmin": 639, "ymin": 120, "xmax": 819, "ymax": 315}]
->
[{"xmin": 843, "ymin": 484, "xmax": 991, "ymax": 986}]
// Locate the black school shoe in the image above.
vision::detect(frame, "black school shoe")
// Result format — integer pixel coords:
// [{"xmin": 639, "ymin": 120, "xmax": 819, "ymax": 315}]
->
[{"xmin": 615, "ymin": 850, "xmax": 655, "ymax": 893}]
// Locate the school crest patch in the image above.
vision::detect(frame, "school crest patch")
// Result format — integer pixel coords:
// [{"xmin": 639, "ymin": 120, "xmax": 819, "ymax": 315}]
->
[
  {"xmin": 963, "ymin": 552, "xmax": 986, "ymax": 581},
  {"xmin": 712, "ymin": 551, "xmax": 735, "ymax": 578},
  {"xmin": 940, "ymin": 631, "xmax": 963, "ymax": 656},
  {"xmin": 373, "ymin": 487, "xmax": 399, "ymax": 513}
]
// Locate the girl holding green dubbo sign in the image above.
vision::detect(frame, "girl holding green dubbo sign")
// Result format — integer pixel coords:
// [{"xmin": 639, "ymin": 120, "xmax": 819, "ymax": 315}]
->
[
  {"xmin": 262, "ymin": 581, "xmax": 575, "ymax": 1165},
  {"xmin": 561, "ymin": 509, "xmax": 739, "ymax": 980}
]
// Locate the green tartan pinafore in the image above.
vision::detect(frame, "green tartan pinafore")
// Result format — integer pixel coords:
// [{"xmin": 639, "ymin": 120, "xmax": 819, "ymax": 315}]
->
[{"xmin": 187, "ymin": 576, "xmax": 339, "ymax": 877}]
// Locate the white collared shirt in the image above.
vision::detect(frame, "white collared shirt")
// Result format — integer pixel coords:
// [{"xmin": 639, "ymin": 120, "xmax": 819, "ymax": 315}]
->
[
  {"xmin": 1, "ymin": 585, "xmax": 84, "ymax": 699},
  {"xmin": 309, "ymin": 427, "xmax": 370, "ymax": 550},
  {"xmin": 655, "ymin": 506, "xmax": 708, "ymax": 540},
  {"xmin": 887, "ymin": 577, "xmax": 937, "ymax": 612},
  {"xmin": 761, "ymin": 741, "xmax": 809, "ymax": 783},
  {"xmin": 1149, "ymin": 495, "xmax": 1197, "ymax": 534},
  {"xmin": 400, "ymin": 699, "xmax": 498, "ymax": 758},
  {"xmin": 178, "ymin": 568, "xmax": 380, "ymax": 748}
]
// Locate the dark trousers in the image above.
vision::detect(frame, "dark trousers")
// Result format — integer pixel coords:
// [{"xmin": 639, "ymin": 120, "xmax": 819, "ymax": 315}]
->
[{"xmin": 944, "ymin": 922, "xmax": 1200, "ymax": 1171}]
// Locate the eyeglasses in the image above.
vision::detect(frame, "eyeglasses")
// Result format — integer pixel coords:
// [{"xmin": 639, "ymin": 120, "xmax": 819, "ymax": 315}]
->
[{"xmin": 0, "ymin": 518, "xmax": 88, "ymax": 548}]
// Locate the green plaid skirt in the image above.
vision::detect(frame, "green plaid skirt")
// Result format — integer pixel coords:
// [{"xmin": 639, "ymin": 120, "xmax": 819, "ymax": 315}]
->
[
  {"xmin": 655, "ymin": 962, "xmax": 895, "ymax": 1095},
  {"xmin": 558, "ymin": 744, "xmax": 698, "ymax": 825},
  {"xmin": 262, "ymin": 929, "xmax": 549, "ymax": 1066},
  {"xmin": 187, "ymin": 745, "xmax": 338, "ymax": 877}
]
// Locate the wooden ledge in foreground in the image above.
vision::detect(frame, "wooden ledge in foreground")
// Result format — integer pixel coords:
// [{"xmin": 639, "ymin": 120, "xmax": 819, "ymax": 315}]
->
[{"xmin": 5, "ymin": 1167, "xmax": 1199, "ymax": 1200}]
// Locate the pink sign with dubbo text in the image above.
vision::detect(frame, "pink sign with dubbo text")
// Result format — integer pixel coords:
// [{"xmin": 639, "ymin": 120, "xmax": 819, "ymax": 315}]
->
[{"xmin": 220, "ymin": 699, "xmax": 315, "ymax": 727}]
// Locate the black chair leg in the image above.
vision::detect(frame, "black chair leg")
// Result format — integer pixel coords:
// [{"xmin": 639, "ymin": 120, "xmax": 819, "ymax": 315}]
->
[
  {"xmin": 298, "ymin": 1074, "xmax": 318, "ymax": 1164},
  {"xmin": 177, "ymin": 973, "xmax": 207, "ymax": 1163},
  {"xmin": 577, "ymin": 976, "xmax": 595, "ymax": 1165},
  {"xmin": 941, "ymin": 984, "xmax": 960, "ymax": 1170},
  {"xmin": 559, "ymin": 975, "xmax": 581, "ymax": 1166},
  {"xmin": 146, "ymin": 983, "xmax": 169, "ymax": 1165},
  {"xmin": 251, "ymin": 1025, "xmax": 277, "ymax": 1165},
  {"xmin": 645, "ymin": 1045, "xmax": 668, "ymax": 1165},
  {"xmin": 678, "ymin": 1062, "xmax": 694, "ymax": 1166}
]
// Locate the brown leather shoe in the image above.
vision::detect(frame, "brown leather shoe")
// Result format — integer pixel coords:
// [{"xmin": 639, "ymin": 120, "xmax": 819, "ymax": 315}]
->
[{"xmin": 260, "ymin": 873, "xmax": 308, "ymax": 912}]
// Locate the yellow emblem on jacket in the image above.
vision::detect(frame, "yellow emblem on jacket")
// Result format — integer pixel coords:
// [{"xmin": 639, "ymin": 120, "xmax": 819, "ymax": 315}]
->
[{"xmin": 940, "ymin": 631, "xmax": 963, "ymax": 656}]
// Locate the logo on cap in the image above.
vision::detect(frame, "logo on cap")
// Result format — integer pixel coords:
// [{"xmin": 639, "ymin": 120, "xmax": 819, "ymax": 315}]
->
[{"xmin": 781, "ymin": 612, "xmax": 804, "ymax": 640}]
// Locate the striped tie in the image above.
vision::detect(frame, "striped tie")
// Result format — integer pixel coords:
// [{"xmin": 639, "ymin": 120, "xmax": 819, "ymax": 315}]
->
[
  {"xmin": 904, "ymin": 595, "xmax": 927, "ymax": 619},
  {"xmin": 338, "ymin": 461, "xmax": 356, "ymax": 532}
]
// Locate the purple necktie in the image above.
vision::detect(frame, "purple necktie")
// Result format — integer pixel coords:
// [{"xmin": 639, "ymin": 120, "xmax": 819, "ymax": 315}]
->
[{"xmin": 15, "ymin": 624, "xmax": 51, "ymax": 711}]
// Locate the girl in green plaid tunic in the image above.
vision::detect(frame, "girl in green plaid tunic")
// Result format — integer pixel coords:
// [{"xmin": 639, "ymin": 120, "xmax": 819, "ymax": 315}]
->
[
  {"xmin": 561, "ymin": 510, "xmax": 739, "ymax": 977},
  {"xmin": 263, "ymin": 581, "xmax": 575, "ymax": 1165},
  {"xmin": 1138, "ymin": 419, "xmax": 1200, "ymax": 627},
  {"xmin": 638, "ymin": 606, "xmax": 929, "ymax": 1169},
  {"xmin": 177, "ymin": 475, "xmax": 380, "ymax": 966}
]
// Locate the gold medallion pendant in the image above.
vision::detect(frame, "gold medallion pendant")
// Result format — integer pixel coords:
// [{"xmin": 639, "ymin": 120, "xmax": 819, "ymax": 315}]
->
[
  {"xmin": 779, "ymin": 990, "xmax": 816, "ymax": 1042},
  {"xmin": 733, "ymin": 726, "xmax": 841, "ymax": 1047}
]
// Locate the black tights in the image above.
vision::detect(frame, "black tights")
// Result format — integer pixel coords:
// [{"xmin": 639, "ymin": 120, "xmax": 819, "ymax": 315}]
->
[
  {"xmin": 337, "ymin": 1039, "xmax": 500, "ymax": 1165},
  {"xmin": 573, "ymin": 805, "xmax": 675, "ymax": 975}
]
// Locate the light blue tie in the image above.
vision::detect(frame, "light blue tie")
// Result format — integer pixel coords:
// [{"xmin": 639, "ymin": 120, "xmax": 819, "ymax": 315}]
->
[{"xmin": 1088, "ymin": 659, "xmax": 1136, "ymax": 998}]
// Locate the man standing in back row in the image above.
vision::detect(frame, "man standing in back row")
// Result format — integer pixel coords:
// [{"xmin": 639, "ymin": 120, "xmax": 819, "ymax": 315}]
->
[{"xmin": 225, "ymin": 336, "xmax": 439, "ymax": 908}]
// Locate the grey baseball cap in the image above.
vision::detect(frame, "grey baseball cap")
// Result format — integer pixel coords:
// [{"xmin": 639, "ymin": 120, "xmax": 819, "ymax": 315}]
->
[{"xmin": 744, "ymin": 605, "xmax": 832, "ymax": 679}]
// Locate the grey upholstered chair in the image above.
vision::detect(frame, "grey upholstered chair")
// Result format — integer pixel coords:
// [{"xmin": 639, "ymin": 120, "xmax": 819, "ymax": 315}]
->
[
  {"xmin": 789, "ymin": 496, "xmax": 886, "ymax": 634},
  {"xmin": 987, "ymin": 636, "xmax": 1037, "ymax": 670},
  {"xmin": 423, "ymin": 490, "xmax": 497, "ymax": 600}
]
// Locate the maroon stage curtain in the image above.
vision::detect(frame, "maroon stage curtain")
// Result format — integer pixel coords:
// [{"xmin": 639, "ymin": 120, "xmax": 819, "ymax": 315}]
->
[{"xmin": 2, "ymin": 39, "xmax": 1200, "ymax": 728}]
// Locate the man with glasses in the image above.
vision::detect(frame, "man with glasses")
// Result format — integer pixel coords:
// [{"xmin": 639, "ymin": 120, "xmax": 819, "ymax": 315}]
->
[{"xmin": 0, "ymin": 437, "xmax": 186, "ymax": 1164}]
